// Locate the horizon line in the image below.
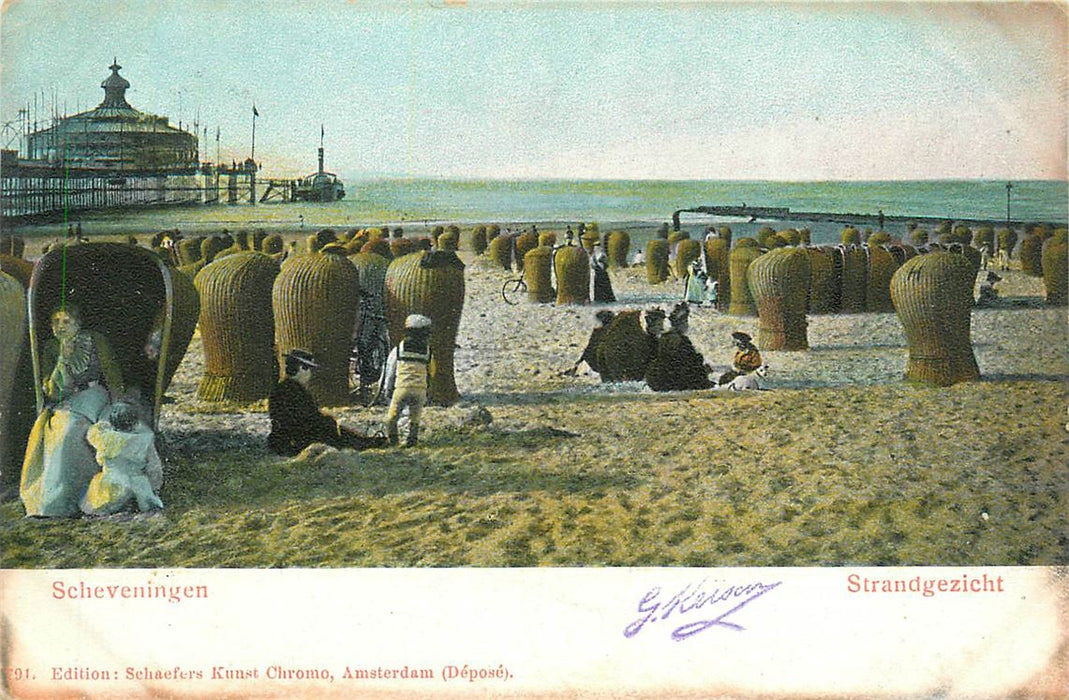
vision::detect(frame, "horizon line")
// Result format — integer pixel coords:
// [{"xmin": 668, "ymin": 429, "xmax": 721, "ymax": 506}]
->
[{"xmin": 330, "ymin": 175, "xmax": 1067, "ymax": 184}]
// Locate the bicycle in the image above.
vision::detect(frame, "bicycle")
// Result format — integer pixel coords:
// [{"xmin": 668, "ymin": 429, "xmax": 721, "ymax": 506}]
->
[
  {"xmin": 500, "ymin": 241, "xmax": 576, "ymax": 305},
  {"xmin": 501, "ymin": 276, "xmax": 527, "ymax": 305},
  {"xmin": 349, "ymin": 306, "xmax": 392, "ymax": 407}
]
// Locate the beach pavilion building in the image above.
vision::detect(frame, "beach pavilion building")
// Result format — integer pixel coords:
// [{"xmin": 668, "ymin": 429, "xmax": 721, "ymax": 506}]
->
[{"xmin": 25, "ymin": 60, "xmax": 199, "ymax": 174}]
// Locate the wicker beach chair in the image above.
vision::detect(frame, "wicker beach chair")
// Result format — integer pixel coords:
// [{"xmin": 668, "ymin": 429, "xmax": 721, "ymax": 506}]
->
[
  {"xmin": 0, "ymin": 272, "xmax": 27, "ymax": 488},
  {"xmin": 384, "ymin": 250, "xmax": 466, "ymax": 407},
  {"xmin": 890, "ymin": 252, "xmax": 979, "ymax": 386},
  {"xmin": 26, "ymin": 243, "xmax": 199, "ymax": 428},
  {"xmin": 747, "ymin": 247, "xmax": 811, "ymax": 350},
  {"xmin": 194, "ymin": 252, "xmax": 281, "ymax": 402}
]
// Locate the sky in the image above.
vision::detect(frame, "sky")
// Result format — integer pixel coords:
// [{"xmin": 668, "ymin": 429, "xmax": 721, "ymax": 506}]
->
[{"xmin": 0, "ymin": 0, "xmax": 1065, "ymax": 181}]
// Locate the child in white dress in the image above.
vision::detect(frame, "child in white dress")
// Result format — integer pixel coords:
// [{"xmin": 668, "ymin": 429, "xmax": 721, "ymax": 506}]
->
[{"xmin": 81, "ymin": 402, "xmax": 164, "ymax": 515}]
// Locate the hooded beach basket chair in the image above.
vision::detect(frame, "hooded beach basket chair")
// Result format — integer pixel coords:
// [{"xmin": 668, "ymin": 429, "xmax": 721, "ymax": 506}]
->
[
  {"xmin": 26, "ymin": 243, "xmax": 199, "ymax": 429},
  {"xmin": 384, "ymin": 250, "xmax": 466, "ymax": 407},
  {"xmin": 0, "ymin": 271, "xmax": 27, "ymax": 488}
]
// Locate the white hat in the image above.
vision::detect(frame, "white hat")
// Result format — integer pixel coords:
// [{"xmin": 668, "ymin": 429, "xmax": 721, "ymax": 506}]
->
[{"xmin": 405, "ymin": 314, "xmax": 432, "ymax": 329}]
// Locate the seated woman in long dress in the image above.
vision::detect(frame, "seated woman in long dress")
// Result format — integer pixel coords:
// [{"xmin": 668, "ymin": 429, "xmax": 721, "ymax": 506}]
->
[{"xmin": 20, "ymin": 302, "xmax": 123, "ymax": 517}]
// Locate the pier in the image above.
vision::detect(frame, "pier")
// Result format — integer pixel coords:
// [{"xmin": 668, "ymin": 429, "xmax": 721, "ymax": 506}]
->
[{"xmin": 0, "ymin": 154, "xmax": 302, "ymax": 224}]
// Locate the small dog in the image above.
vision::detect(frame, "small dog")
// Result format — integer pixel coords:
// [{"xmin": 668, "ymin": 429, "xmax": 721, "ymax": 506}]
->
[{"xmin": 721, "ymin": 364, "xmax": 769, "ymax": 391}]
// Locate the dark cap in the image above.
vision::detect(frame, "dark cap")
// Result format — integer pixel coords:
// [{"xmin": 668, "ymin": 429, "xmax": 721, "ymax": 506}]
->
[
  {"xmin": 285, "ymin": 348, "xmax": 318, "ymax": 368},
  {"xmin": 595, "ymin": 309, "xmax": 616, "ymax": 325},
  {"xmin": 732, "ymin": 331, "xmax": 752, "ymax": 344}
]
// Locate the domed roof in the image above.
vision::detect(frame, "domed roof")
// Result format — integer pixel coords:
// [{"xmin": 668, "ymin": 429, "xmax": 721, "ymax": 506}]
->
[{"xmin": 100, "ymin": 59, "xmax": 132, "ymax": 109}]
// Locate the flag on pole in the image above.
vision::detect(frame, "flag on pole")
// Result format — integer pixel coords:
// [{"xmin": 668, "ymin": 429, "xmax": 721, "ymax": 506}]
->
[{"xmin": 253, "ymin": 105, "xmax": 259, "ymax": 117}]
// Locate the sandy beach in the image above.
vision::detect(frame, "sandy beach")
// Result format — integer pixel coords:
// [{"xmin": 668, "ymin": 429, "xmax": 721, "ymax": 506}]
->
[{"xmin": 1, "ymin": 228, "xmax": 1066, "ymax": 567}]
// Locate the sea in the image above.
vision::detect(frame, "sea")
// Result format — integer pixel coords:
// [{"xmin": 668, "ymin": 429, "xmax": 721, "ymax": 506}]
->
[{"xmin": 13, "ymin": 178, "xmax": 1068, "ymax": 250}]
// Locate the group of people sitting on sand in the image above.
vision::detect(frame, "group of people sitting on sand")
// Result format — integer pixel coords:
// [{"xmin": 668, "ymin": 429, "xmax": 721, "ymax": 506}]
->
[
  {"xmin": 566, "ymin": 302, "xmax": 767, "ymax": 392},
  {"xmin": 266, "ymin": 314, "xmax": 435, "ymax": 456},
  {"xmin": 19, "ymin": 302, "xmax": 435, "ymax": 519}
]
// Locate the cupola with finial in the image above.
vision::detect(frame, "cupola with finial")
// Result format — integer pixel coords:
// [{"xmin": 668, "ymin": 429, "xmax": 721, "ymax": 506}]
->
[{"xmin": 100, "ymin": 58, "xmax": 132, "ymax": 109}]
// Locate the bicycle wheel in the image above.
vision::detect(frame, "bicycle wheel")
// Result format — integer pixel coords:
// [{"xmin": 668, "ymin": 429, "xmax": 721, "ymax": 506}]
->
[
  {"xmin": 501, "ymin": 277, "xmax": 527, "ymax": 305},
  {"xmin": 364, "ymin": 335, "xmax": 391, "ymax": 407}
]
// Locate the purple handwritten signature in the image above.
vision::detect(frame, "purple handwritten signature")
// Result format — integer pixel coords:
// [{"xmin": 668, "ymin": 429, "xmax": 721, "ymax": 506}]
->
[{"xmin": 623, "ymin": 579, "xmax": 782, "ymax": 641}]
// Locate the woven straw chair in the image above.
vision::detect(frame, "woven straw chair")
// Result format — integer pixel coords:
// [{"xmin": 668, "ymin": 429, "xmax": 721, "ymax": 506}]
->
[
  {"xmin": 514, "ymin": 232, "xmax": 539, "ymax": 271},
  {"xmin": 747, "ymin": 247, "xmax": 811, "ymax": 350},
  {"xmin": 27, "ymin": 242, "xmax": 199, "ymax": 427},
  {"xmin": 838, "ymin": 245, "xmax": 866, "ymax": 313},
  {"xmin": 607, "ymin": 231, "xmax": 630, "ymax": 269},
  {"xmin": 865, "ymin": 245, "xmax": 899, "ymax": 313},
  {"xmin": 805, "ymin": 247, "xmax": 838, "ymax": 315},
  {"xmin": 384, "ymin": 250, "xmax": 466, "ymax": 406},
  {"xmin": 727, "ymin": 243, "xmax": 762, "ymax": 316},
  {"xmin": 1042, "ymin": 240, "xmax": 1067, "ymax": 306},
  {"xmin": 0, "ymin": 254, "xmax": 33, "ymax": 288},
  {"xmin": 674, "ymin": 239, "xmax": 702, "ymax": 279},
  {"xmin": 554, "ymin": 245, "xmax": 590, "ymax": 305},
  {"xmin": 645, "ymin": 239, "xmax": 669, "ymax": 284},
  {"xmin": 1019, "ymin": 235, "xmax": 1043, "ymax": 276},
  {"xmin": 488, "ymin": 235, "xmax": 513, "ymax": 271},
  {"xmin": 891, "ymin": 252, "xmax": 979, "ymax": 386},
  {"xmin": 524, "ymin": 246, "xmax": 555, "ymax": 303},
  {"xmin": 194, "ymin": 252, "xmax": 281, "ymax": 402},
  {"xmin": 0, "ymin": 272, "xmax": 27, "ymax": 484},
  {"xmin": 272, "ymin": 248, "xmax": 360, "ymax": 406}
]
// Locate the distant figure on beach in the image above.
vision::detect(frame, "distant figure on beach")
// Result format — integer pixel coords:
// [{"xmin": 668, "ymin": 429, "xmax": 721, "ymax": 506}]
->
[
  {"xmin": 565, "ymin": 309, "xmax": 616, "ymax": 377},
  {"xmin": 383, "ymin": 315, "xmax": 433, "ymax": 447},
  {"xmin": 976, "ymin": 271, "xmax": 1001, "ymax": 307},
  {"xmin": 591, "ymin": 247, "xmax": 615, "ymax": 302},
  {"xmin": 995, "ymin": 247, "xmax": 1010, "ymax": 271},
  {"xmin": 878, "ymin": 209, "xmax": 885, "ymax": 231},
  {"xmin": 645, "ymin": 303, "xmax": 713, "ymax": 392},
  {"xmin": 564, "ymin": 227, "xmax": 576, "ymax": 246},
  {"xmin": 717, "ymin": 331, "xmax": 763, "ymax": 386},
  {"xmin": 684, "ymin": 259, "xmax": 712, "ymax": 306},
  {"xmin": 268, "ymin": 349, "xmax": 387, "ymax": 456},
  {"xmin": 979, "ymin": 244, "xmax": 991, "ymax": 270}
]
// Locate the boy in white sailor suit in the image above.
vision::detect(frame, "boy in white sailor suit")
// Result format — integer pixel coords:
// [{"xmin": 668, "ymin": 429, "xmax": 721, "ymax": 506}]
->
[{"xmin": 383, "ymin": 314, "xmax": 433, "ymax": 447}]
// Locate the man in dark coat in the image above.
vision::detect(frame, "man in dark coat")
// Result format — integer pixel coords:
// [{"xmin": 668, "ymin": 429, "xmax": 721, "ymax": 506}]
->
[
  {"xmin": 268, "ymin": 349, "xmax": 387, "ymax": 456},
  {"xmin": 565, "ymin": 309, "xmax": 616, "ymax": 377},
  {"xmin": 645, "ymin": 303, "xmax": 713, "ymax": 391},
  {"xmin": 596, "ymin": 307, "xmax": 665, "ymax": 382}
]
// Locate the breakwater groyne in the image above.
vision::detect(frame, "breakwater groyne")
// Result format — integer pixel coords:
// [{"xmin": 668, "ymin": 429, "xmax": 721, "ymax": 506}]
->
[{"xmin": 672, "ymin": 205, "xmax": 1066, "ymax": 231}]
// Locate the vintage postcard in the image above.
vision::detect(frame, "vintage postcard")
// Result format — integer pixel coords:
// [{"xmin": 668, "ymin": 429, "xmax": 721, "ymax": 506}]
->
[{"xmin": 0, "ymin": 0, "xmax": 1066, "ymax": 697}]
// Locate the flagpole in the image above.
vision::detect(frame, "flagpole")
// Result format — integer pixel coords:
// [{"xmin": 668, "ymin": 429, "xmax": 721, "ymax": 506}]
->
[{"xmin": 251, "ymin": 105, "xmax": 257, "ymax": 163}]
